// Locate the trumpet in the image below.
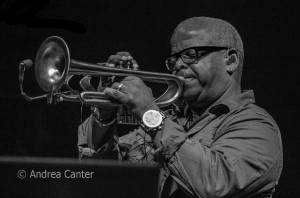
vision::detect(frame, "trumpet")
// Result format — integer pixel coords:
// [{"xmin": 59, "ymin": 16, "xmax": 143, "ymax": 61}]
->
[{"xmin": 19, "ymin": 36, "xmax": 183, "ymax": 122}]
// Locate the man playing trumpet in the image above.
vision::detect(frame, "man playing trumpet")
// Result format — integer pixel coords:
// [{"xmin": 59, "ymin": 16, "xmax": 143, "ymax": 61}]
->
[{"xmin": 78, "ymin": 16, "xmax": 282, "ymax": 198}]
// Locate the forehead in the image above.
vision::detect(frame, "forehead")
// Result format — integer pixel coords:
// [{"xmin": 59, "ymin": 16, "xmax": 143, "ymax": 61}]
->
[{"xmin": 171, "ymin": 27, "xmax": 213, "ymax": 53}]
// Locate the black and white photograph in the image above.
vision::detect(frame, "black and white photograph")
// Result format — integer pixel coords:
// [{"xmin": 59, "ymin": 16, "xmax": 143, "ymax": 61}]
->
[{"xmin": 0, "ymin": 0, "xmax": 298, "ymax": 197}]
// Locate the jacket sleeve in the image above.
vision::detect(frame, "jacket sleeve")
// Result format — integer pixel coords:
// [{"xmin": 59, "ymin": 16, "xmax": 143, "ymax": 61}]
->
[{"xmin": 153, "ymin": 111, "xmax": 282, "ymax": 198}]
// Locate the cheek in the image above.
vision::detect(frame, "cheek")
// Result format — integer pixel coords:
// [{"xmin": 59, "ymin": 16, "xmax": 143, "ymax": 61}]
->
[{"xmin": 190, "ymin": 62, "xmax": 212, "ymax": 84}]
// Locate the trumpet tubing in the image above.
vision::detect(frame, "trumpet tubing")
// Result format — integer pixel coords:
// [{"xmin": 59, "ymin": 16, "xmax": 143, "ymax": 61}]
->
[{"xmin": 34, "ymin": 36, "xmax": 183, "ymax": 108}]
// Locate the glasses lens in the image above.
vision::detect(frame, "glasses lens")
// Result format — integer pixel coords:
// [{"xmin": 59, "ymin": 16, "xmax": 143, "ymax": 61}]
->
[
  {"xmin": 165, "ymin": 55, "xmax": 178, "ymax": 71},
  {"xmin": 181, "ymin": 48, "xmax": 197, "ymax": 64}
]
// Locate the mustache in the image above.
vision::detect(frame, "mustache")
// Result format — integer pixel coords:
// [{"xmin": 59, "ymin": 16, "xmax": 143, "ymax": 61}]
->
[{"xmin": 175, "ymin": 70, "xmax": 197, "ymax": 79}]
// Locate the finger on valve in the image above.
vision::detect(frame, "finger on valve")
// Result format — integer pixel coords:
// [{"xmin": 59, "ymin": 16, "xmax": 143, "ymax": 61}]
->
[
  {"xmin": 96, "ymin": 62, "xmax": 115, "ymax": 91},
  {"xmin": 107, "ymin": 52, "xmax": 139, "ymax": 70}
]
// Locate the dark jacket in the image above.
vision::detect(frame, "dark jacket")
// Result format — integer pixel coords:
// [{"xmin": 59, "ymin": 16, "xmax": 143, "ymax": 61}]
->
[{"xmin": 78, "ymin": 90, "xmax": 283, "ymax": 198}]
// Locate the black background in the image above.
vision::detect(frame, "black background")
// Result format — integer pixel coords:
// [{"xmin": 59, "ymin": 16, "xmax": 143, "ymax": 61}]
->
[{"xmin": 0, "ymin": 0, "xmax": 299, "ymax": 197}]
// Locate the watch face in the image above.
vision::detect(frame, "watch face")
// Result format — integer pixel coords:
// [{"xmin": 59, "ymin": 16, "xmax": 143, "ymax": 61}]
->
[{"xmin": 143, "ymin": 110, "xmax": 162, "ymax": 128}]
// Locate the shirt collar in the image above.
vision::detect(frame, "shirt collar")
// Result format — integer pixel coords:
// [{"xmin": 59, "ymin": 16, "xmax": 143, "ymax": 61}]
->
[
  {"xmin": 170, "ymin": 90, "xmax": 255, "ymax": 132},
  {"xmin": 174, "ymin": 90, "xmax": 256, "ymax": 119},
  {"xmin": 215, "ymin": 90, "xmax": 255, "ymax": 112}
]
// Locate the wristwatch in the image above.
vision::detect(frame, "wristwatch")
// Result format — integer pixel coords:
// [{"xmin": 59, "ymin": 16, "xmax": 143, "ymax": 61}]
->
[{"xmin": 141, "ymin": 110, "xmax": 167, "ymax": 132}]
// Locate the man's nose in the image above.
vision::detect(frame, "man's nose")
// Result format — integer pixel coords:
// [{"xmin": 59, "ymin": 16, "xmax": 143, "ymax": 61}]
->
[{"xmin": 174, "ymin": 57, "xmax": 188, "ymax": 72}]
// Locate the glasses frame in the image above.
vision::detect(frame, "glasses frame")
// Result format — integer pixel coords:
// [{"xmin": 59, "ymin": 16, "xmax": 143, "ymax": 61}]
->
[{"xmin": 164, "ymin": 46, "xmax": 229, "ymax": 71}]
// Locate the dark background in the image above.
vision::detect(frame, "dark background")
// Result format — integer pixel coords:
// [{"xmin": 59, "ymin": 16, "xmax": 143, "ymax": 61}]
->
[{"xmin": 0, "ymin": 0, "xmax": 299, "ymax": 197}]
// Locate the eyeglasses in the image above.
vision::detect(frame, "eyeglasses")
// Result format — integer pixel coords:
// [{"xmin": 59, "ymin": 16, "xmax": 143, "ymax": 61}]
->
[{"xmin": 164, "ymin": 46, "xmax": 228, "ymax": 71}]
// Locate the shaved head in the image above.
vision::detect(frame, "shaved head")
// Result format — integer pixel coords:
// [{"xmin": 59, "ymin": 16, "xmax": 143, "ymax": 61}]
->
[
  {"xmin": 172, "ymin": 17, "xmax": 243, "ymax": 55},
  {"xmin": 172, "ymin": 16, "xmax": 244, "ymax": 61}
]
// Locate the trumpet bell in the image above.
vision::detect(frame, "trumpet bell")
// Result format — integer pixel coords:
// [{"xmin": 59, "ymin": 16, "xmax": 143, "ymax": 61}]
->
[{"xmin": 35, "ymin": 36, "xmax": 70, "ymax": 92}]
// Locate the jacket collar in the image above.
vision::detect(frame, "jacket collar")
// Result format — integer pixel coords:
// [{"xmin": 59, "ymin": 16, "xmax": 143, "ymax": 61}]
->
[
  {"xmin": 211, "ymin": 90, "xmax": 255, "ymax": 113},
  {"xmin": 173, "ymin": 90, "xmax": 256, "ymax": 130}
]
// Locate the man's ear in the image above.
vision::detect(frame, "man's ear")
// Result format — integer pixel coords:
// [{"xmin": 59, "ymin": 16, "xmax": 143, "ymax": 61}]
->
[{"xmin": 224, "ymin": 49, "xmax": 239, "ymax": 75}]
